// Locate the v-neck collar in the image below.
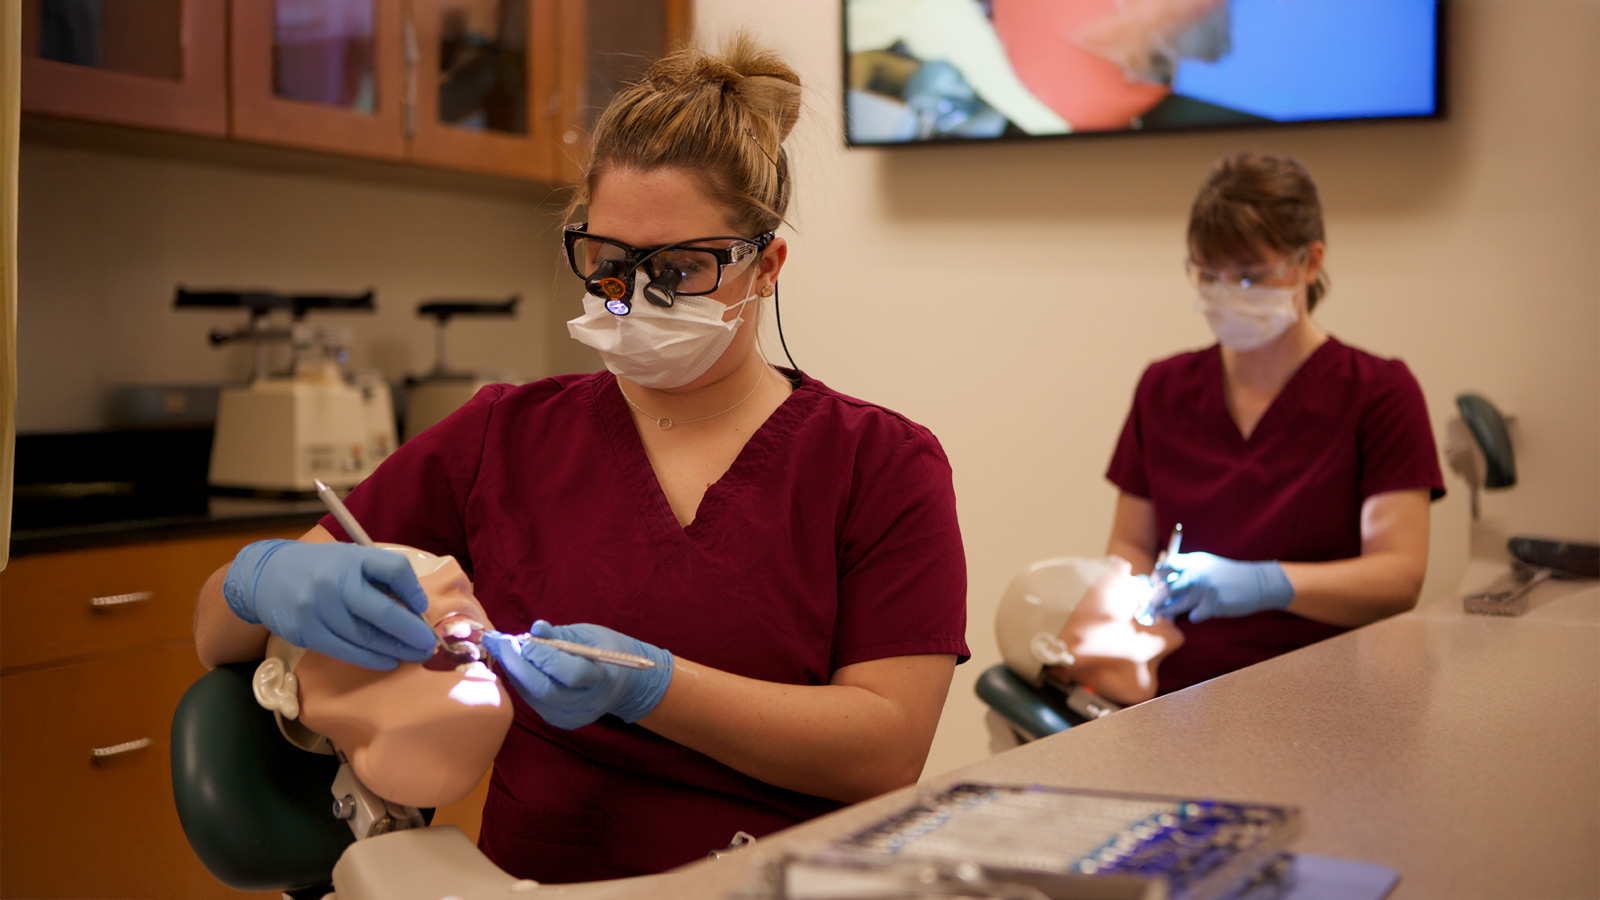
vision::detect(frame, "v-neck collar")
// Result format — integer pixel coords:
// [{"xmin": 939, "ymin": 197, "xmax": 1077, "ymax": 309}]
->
[
  {"xmin": 590, "ymin": 369, "xmax": 810, "ymax": 544},
  {"xmin": 1208, "ymin": 337, "xmax": 1340, "ymax": 447}
]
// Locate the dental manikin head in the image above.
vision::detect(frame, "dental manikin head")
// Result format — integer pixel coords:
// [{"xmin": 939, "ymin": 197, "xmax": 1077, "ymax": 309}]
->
[
  {"xmin": 996, "ymin": 556, "xmax": 1183, "ymax": 707},
  {"xmin": 253, "ymin": 545, "xmax": 512, "ymax": 809}
]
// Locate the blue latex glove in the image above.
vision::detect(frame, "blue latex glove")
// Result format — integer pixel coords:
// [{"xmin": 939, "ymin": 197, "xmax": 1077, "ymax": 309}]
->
[
  {"xmin": 223, "ymin": 540, "xmax": 437, "ymax": 670},
  {"xmin": 482, "ymin": 621, "xmax": 673, "ymax": 730},
  {"xmin": 1151, "ymin": 552, "xmax": 1295, "ymax": 623}
]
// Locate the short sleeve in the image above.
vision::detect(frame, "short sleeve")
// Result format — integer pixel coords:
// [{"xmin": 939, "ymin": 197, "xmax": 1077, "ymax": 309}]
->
[
  {"xmin": 833, "ymin": 429, "xmax": 969, "ymax": 669},
  {"xmin": 1106, "ymin": 367, "xmax": 1152, "ymax": 499},
  {"xmin": 1358, "ymin": 360, "xmax": 1447, "ymax": 501},
  {"xmin": 319, "ymin": 383, "xmax": 508, "ymax": 569}
]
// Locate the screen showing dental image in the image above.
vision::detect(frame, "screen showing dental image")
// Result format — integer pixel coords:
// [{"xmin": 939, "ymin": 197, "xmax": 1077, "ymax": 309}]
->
[{"xmin": 843, "ymin": 0, "xmax": 1441, "ymax": 145}]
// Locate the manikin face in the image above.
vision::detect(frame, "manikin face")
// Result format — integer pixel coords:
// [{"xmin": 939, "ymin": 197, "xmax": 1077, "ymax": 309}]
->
[
  {"xmin": 290, "ymin": 546, "xmax": 513, "ymax": 809},
  {"xmin": 1056, "ymin": 557, "xmax": 1185, "ymax": 706}
]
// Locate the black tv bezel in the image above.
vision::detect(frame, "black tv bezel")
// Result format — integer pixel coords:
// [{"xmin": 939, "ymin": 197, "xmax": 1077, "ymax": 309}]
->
[{"xmin": 839, "ymin": 0, "xmax": 1449, "ymax": 149}]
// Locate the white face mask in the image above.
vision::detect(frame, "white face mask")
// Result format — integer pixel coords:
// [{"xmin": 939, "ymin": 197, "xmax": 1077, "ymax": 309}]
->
[
  {"xmin": 566, "ymin": 272, "xmax": 761, "ymax": 389},
  {"xmin": 1196, "ymin": 281, "xmax": 1301, "ymax": 352}
]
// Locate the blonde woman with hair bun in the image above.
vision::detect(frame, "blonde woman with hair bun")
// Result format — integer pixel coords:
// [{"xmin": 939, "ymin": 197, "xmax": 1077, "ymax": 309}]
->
[{"xmin": 194, "ymin": 34, "xmax": 967, "ymax": 883}]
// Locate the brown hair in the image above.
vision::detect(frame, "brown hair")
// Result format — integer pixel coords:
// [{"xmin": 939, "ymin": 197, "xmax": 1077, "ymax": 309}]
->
[
  {"xmin": 567, "ymin": 34, "xmax": 801, "ymax": 237},
  {"xmin": 1188, "ymin": 152, "xmax": 1331, "ymax": 310}
]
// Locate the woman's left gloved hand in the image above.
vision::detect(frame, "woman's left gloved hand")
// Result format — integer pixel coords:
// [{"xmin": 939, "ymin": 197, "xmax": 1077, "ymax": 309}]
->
[
  {"xmin": 482, "ymin": 621, "xmax": 673, "ymax": 730},
  {"xmin": 1153, "ymin": 552, "xmax": 1295, "ymax": 623}
]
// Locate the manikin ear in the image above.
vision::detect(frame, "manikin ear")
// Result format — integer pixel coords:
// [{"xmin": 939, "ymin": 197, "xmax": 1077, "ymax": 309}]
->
[{"xmin": 253, "ymin": 657, "xmax": 301, "ymax": 720}]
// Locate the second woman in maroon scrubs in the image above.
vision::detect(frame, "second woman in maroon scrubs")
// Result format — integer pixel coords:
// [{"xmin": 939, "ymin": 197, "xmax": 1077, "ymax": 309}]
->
[{"xmin": 1106, "ymin": 152, "xmax": 1445, "ymax": 694}]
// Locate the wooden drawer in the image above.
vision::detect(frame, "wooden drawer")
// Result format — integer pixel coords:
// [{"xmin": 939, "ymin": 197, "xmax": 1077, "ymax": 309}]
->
[
  {"xmin": 0, "ymin": 529, "xmax": 305, "ymax": 670},
  {"xmin": 0, "ymin": 643, "xmax": 278, "ymax": 899}
]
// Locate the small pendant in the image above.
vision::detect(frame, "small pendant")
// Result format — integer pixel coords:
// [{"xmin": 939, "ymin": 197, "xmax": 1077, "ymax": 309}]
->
[{"xmin": 656, "ymin": 417, "xmax": 674, "ymax": 430}]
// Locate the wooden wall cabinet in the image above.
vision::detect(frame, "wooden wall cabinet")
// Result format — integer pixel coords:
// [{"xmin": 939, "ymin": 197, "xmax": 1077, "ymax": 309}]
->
[
  {"xmin": 20, "ymin": 0, "xmax": 691, "ymax": 184},
  {"xmin": 19, "ymin": 0, "xmax": 228, "ymax": 136}
]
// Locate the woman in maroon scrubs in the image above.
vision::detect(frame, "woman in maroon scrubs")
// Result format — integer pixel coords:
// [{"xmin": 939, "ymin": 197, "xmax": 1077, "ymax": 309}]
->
[
  {"xmin": 1106, "ymin": 152, "xmax": 1445, "ymax": 695},
  {"xmin": 196, "ymin": 37, "xmax": 968, "ymax": 882}
]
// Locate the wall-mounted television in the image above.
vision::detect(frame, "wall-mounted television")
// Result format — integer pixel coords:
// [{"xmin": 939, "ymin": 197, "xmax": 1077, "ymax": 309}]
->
[{"xmin": 843, "ymin": 0, "xmax": 1444, "ymax": 146}]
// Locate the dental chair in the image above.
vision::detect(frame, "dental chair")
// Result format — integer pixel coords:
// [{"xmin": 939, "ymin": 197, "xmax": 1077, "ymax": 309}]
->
[
  {"xmin": 170, "ymin": 662, "xmax": 656, "ymax": 900},
  {"xmin": 976, "ymin": 557, "xmax": 1126, "ymax": 751}
]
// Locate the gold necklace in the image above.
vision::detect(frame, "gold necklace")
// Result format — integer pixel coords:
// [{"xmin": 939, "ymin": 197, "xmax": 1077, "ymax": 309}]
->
[{"xmin": 618, "ymin": 366, "xmax": 768, "ymax": 430}]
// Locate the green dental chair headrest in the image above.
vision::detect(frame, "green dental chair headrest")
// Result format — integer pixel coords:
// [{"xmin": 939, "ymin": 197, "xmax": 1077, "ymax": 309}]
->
[{"xmin": 170, "ymin": 662, "xmax": 353, "ymax": 892}]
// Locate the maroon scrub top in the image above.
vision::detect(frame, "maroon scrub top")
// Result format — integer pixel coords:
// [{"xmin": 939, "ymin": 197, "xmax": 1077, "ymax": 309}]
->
[
  {"xmin": 321, "ymin": 369, "xmax": 969, "ymax": 882},
  {"xmin": 1106, "ymin": 338, "xmax": 1444, "ymax": 695}
]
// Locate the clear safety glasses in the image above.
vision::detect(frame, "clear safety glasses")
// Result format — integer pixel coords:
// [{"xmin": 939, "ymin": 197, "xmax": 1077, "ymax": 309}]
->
[
  {"xmin": 1184, "ymin": 248, "xmax": 1307, "ymax": 290},
  {"xmin": 562, "ymin": 223, "xmax": 772, "ymax": 314}
]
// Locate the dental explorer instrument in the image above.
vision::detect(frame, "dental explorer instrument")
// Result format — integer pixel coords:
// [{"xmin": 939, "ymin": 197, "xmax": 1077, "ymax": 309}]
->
[
  {"xmin": 314, "ymin": 480, "xmax": 655, "ymax": 670},
  {"xmin": 1135, "ymin": 523, "xmax": 1183, "ymax": 626},
  {"xmin": 314, "ymin": 478, "xmax": 377, "ymax": 547},
  {"xmin": 487, "ymin": 631, "xmax": 658, "ymax": 670}
]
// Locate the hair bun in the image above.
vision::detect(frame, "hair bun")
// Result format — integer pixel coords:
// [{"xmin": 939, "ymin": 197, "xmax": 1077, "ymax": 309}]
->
[{"xmin": 645, "ymin": 33, "xmax": 802, "ymax": 142}]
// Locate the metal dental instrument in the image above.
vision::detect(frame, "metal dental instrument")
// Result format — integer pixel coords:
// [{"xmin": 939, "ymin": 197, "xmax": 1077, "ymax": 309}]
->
[
  {"xmin": 315, "ymin": 478, "xmax": 458, "ymax": 661},
  {"xmin": 1135, "ymin": 523, "xmax": 1183, "ymax": 626},
  {"xmin": 490, "ymin": 631, "xmax": 658, "ymax": 670},
  {"xmin": 314, "ymin": 478, "xmax": 376, "ymax": 547}
]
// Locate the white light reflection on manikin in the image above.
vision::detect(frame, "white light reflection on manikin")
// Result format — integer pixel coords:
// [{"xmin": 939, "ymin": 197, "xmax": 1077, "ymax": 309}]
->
[
  {"xmin": 254, "ymin": 545, "xmax": 513, "ymax": 809},
  {"xmin": 1052, "ymin": 556, "xmax": 1185, "ymax": 706}
]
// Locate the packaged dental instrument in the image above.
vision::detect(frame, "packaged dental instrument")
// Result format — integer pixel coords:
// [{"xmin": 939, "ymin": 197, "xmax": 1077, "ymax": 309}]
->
[{"xmin": 750, "ymin": 782, "xmax": 1301, "ymax": 900}]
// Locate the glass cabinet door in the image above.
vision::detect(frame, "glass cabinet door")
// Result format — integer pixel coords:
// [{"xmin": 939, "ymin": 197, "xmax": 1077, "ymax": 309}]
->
[
  {"xmin": 230, "ymin": 0, "xmax": 405, "ymax": 159},
  {"xmin": 409, "ymin": 0, "xmax": 550, "ymax": 179},
  {"xmin": 550, "ymin": 0, "xmax": 690, "ymax": 183},
  {"xmin": 21, "ymin": 0, "xmax": 227, "ymax": 135}
]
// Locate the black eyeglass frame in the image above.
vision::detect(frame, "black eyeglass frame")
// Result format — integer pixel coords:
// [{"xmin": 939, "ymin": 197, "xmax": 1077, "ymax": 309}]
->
[{"xmin": 562, "ymin": 223, "xmax": 774, "ymax": 307}]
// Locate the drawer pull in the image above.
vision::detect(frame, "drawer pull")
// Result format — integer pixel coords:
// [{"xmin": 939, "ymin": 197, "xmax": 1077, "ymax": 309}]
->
[
  {"xmin": 89, "ymin": 590, "xmax": 155, "ymax": 610},
  {"xmin": 92, "ymin": 738, "xmax": 153, "ymax": 760}
]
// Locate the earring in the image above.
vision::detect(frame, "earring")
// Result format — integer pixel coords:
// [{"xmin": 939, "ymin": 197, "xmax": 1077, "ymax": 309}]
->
[{"xmin": 759, "ymin": 284, "xmax": 774, "ymax": 297}]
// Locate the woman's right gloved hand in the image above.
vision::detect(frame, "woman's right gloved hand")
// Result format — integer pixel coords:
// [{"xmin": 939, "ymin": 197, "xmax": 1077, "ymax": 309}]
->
[{"xmin": 222, "ymin": 540, "xmax": 437, "ymax": 670}]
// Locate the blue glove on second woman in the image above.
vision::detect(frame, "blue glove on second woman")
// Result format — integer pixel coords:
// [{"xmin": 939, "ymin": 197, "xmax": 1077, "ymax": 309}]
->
[
  {"xmin": 482, "ymin": 621, "xmax": 673, "ymax": 730},
  {"xmin": 223, "ymin": 540, "xmax": 437, "ymax": 670},
  {"xmin": 1154, "ymin": 552, "xmax": 1296, "ymax": 623}
]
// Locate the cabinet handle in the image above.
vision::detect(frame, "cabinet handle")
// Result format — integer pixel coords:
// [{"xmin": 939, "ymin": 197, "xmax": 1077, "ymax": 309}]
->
[
  {"xmin": 89, "ymin": 590, "xmax": 155, "ymax": 610},
  {"xmin": 91, "ymin": 738, "xmax": 153, "ymax": 761}
]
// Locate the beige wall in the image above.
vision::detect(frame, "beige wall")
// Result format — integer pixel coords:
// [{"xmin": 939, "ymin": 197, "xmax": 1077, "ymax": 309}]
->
[
  {"xmin": 691, "ymin": 0, "xmax": 1600, "ymax": 778},
  {"xmin": 14, "ymin": 2, "xmax": 1599, "ymax": 783}
]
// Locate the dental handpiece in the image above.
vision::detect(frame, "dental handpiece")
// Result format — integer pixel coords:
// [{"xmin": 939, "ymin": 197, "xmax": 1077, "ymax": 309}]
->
[{"xmin": 1135, "ymin": 524, "xmax": 1183, "ymax": 626}]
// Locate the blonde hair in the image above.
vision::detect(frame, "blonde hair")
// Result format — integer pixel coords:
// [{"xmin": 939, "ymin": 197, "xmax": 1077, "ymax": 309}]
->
[{"xmin": 567, "ymin": 33, "xmax": 802, "ymax": 237}]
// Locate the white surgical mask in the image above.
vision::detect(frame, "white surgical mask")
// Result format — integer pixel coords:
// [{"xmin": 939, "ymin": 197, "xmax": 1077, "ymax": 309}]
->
[
  {"xmin": 1196, "ymin": 281, "xmax": 1301, "ymax": 352},
  {"xmin": 566, "ymin": 272, "xmax": 761, "ymax": 389}
]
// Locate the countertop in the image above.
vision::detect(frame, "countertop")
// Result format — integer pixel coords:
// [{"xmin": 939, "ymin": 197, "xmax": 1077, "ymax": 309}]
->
[
  {"xmin": 7, "ymin": 428, "xmax": 327, "ymax": 556},
  {"xmin": 591, "ymin": 581, "xmax": 1600, "ymax": 899},
  {"xmin": 8, "ymin": 492, "xmax": 328, "ymax": 556}
]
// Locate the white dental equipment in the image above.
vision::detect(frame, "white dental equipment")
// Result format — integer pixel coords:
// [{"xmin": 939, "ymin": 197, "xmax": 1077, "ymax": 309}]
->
[
  {"xmin": 403, "ymin": 297, "xmax": 522, "ymax": 442},
  {"xmin": 178, "ymin": 287, "xmax": 396, "ymax": 493}
]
